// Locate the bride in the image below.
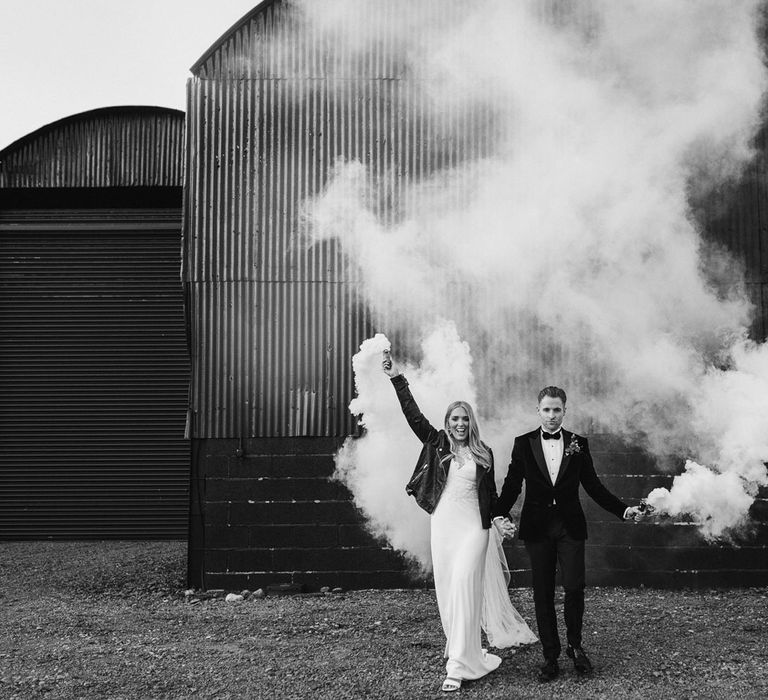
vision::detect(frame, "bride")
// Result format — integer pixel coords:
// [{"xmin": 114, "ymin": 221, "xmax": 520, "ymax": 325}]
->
[{"xmin": 383, "ymin": 351, "xmax": 537, "ymax": 692}]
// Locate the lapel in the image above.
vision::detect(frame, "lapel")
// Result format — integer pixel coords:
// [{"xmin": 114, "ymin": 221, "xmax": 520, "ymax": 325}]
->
[
  {"xmin": 437, "ymin": 435, "xmax": 452, "ymax": 474},
  {"xmin": 554, "ymin": 429, "xmax": 573, "ymax": 486},
  {"xmin": 528, "ymin": 430, "xmax": 552, "ymax": 485}
]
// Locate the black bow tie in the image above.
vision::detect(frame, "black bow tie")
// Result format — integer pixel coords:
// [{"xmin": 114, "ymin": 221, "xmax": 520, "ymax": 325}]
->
[{"xmin": 542, "ymin": 431, "xmax": 561, "ymax": 440}]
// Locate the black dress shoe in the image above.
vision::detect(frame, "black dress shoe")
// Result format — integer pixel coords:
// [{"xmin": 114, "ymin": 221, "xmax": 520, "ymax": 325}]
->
[
  {"xmin": 537, "ymin": 659, "xmax": 559, "ymax": 682},
  {"xmin": 566, "ymin": 645, "xmax": 593, "ymax": 675}
]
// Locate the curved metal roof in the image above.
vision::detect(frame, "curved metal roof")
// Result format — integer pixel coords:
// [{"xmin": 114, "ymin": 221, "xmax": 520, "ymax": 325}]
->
[
  {"xmin": 189, "ymin": 0, "xmax": 279, "ymax": 75},
  {"xmin": 0, "ymin": 106, "xmax": 185, "ymax": 189}
]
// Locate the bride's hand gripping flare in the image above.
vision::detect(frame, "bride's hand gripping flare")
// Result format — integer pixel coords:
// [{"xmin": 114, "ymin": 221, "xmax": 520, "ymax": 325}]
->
[{"xmin": 381, "ymin": 348, "xmax": 399, "ymax": 378}]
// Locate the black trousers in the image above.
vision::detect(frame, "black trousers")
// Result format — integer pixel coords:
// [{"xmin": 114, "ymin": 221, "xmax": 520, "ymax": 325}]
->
[{"xmin": 524, "ymin": 511, "xmax": 586, "ymax": 661}]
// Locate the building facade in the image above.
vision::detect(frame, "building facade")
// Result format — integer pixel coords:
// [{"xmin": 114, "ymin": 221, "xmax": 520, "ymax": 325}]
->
[
  {"xmin": 0, "ymin": 106, "xmax": 189, "ymax": 539},
  {"xmin": 185, "ymin": 0, "xmax": 768, "ymax": 590}
]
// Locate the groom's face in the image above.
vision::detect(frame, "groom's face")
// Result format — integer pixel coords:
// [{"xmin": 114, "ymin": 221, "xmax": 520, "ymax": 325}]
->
[{"xmin": 538, "ymin": 396, "xmax": 565, "ymax": 432}]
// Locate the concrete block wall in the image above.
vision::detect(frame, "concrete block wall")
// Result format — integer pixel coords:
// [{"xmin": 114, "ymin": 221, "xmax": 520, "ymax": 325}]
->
[
  {"xmin": 188, "ymin": 436, "xmax": 768, "ymax": 592},
  {"xmin": 188, "ymin": 438, "xmax": 414, "ymax": 592}
]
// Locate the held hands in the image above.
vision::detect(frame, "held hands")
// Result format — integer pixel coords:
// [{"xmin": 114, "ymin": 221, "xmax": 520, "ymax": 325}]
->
[
  {"xmin": 493, "ymin": 516, "xmax": 517, "ymax": 540},
  {"xmin": 382, "ymin": 349, "xmax": 400, "ymax": 378}
]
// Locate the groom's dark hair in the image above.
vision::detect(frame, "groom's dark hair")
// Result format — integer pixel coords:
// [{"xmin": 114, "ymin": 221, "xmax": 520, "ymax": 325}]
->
[{"xmin": 538, "ymin": 386, "xmax": 567, "ymax": 404}]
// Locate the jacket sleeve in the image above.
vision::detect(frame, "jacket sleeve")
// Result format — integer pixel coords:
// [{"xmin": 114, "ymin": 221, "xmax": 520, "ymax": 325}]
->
[
  {"xmin": 390, "ymin": 374, "xmax": 440, "ymax": 445},
  {"xmin": 488, "ymin": 447, "xmax": 498, "ymax": 515},
  {"xmin": 578, "ymin": 438, "xmax": 627, "ymax": 520},
  {"xmin": 493, "ymin": 438, "xmax": 524, "ymax": 517}
]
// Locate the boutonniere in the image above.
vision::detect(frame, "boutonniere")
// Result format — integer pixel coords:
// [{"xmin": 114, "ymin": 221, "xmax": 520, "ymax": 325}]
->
[{"xmin": 564, "ymin": 434, "xmax": 581, "ymax": 456}]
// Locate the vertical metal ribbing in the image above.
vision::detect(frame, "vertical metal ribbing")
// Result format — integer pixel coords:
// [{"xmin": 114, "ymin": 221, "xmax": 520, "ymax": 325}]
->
[
  {"xmin": 190, "ymin": 0, "xmax": 743, "ymax": 438},
  {"xmin": 0, "ymin": 108, "xmax": 184, "ymax": 188}
]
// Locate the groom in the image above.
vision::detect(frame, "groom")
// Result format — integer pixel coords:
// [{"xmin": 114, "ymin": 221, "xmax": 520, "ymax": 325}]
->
[{"xmin": 493, "ymin": 386, "xmax": 643, "ymax": 682}]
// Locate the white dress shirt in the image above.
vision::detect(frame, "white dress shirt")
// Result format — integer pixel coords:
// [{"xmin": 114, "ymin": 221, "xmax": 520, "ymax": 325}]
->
[{"xmin": 540, "ymin": 427, "xmax": 563, "ymax": 484}]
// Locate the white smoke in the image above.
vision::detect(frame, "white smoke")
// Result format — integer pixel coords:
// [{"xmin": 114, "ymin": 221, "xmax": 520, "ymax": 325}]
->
[
  {"xmin": 646, "ymin": 461, "xmax": 756, "ymax": 538},
  {"xmin": 335, "ymin": 323, "xmax": 476, "ymax": 571},
  {"xmin": 647, "ymin": 339, "xmax": 768, "ymax": 534},
  {"xmin": 301, "ymin": 0, "xmax": 768, "ymax": 543}
]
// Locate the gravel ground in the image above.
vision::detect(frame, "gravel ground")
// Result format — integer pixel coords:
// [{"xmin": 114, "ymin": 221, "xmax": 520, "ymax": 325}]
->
[{"xmin": 1, "ymin": 541, "xmax": 767, "ymax": 700}]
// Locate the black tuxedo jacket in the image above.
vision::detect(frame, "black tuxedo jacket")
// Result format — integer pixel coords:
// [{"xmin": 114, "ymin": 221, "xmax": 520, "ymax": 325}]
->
[{"xmin": 493, "ymin": 428, "xmax": 627, "ymax": 541}]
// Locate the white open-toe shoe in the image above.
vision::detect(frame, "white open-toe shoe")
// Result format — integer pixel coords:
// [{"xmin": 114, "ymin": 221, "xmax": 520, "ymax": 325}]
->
[{"xmin": 441, "ymin": 677, "xmax": 462, "ymax": 692}]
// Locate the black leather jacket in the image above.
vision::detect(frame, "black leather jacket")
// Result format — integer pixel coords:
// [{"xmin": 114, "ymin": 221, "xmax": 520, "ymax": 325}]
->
[{"xmin": 391, "ymin": 374, "xmax": 497, "ymax": 529}]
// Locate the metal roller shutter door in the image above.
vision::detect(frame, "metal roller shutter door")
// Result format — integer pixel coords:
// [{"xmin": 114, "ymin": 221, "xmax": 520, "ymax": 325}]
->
[{"xmin": 0, "ymin": 209, "xmax": 189, "ymax": 539}]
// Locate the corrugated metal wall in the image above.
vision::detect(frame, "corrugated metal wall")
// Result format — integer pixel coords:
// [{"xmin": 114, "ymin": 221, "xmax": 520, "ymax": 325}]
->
[
  {"xmin": 701, "ymin": 125, "xmax": 768, "ymax": 341},
  {"xmin": 0, "ymin": 106, "xmax": 184, "ymax": 188},
  {"xmin": 185, "ymin": 0, "xmax": 768, "ymax": 441},
  {"xmin": 185, "ymin": 0, "xmax": 509, "ymax": 438}
]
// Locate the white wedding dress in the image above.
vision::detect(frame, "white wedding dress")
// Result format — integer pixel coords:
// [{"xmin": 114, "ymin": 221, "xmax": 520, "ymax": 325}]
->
[{"xmin": 431, "ymin": 458, "xmax": 537, "ymax": 680}]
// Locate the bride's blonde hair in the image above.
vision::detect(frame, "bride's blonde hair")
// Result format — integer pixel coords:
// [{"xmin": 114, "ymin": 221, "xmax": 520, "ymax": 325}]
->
[{"xmin": 443, "ymin": 401, "xmax": 491, "ymax": 470}]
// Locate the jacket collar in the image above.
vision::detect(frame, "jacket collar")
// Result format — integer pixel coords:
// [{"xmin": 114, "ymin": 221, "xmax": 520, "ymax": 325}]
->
[
  {"xmin": 528, "ymin": 430, "xmax": 550, "ymax": 483},
  {"xmin": 437, "ymin": 433, "xmax": 452, "ymax": 472},
  {"xmin": 438, "ymin": 432, "xmax": 490, "ymax": 477}
]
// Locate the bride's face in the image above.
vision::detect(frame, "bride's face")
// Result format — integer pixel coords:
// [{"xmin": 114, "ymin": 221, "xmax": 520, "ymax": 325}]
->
[{"xmin": 447, "ymin": 406, "xmax": 470, "ymax": 443}]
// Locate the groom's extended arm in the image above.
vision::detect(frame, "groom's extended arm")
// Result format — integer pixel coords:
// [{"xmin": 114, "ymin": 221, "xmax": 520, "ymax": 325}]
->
[
  {"xmin": 493, "ymin": 438, "xmax": 525, "ymax": 518},
  {"xmin": 578, "ymin": 438, "xmax": 629, "ymax": 520}
]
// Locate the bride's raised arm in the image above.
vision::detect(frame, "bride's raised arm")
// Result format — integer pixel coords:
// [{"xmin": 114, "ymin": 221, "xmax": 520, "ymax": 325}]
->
[{"xmin": 382, "ymin": 350, "xmax": 440, "ymax": 446}]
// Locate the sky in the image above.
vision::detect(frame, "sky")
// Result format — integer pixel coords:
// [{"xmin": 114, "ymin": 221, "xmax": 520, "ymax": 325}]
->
[{"xmin": 0, "ymin": 0, "xmax": 259, "ymax": 149}]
